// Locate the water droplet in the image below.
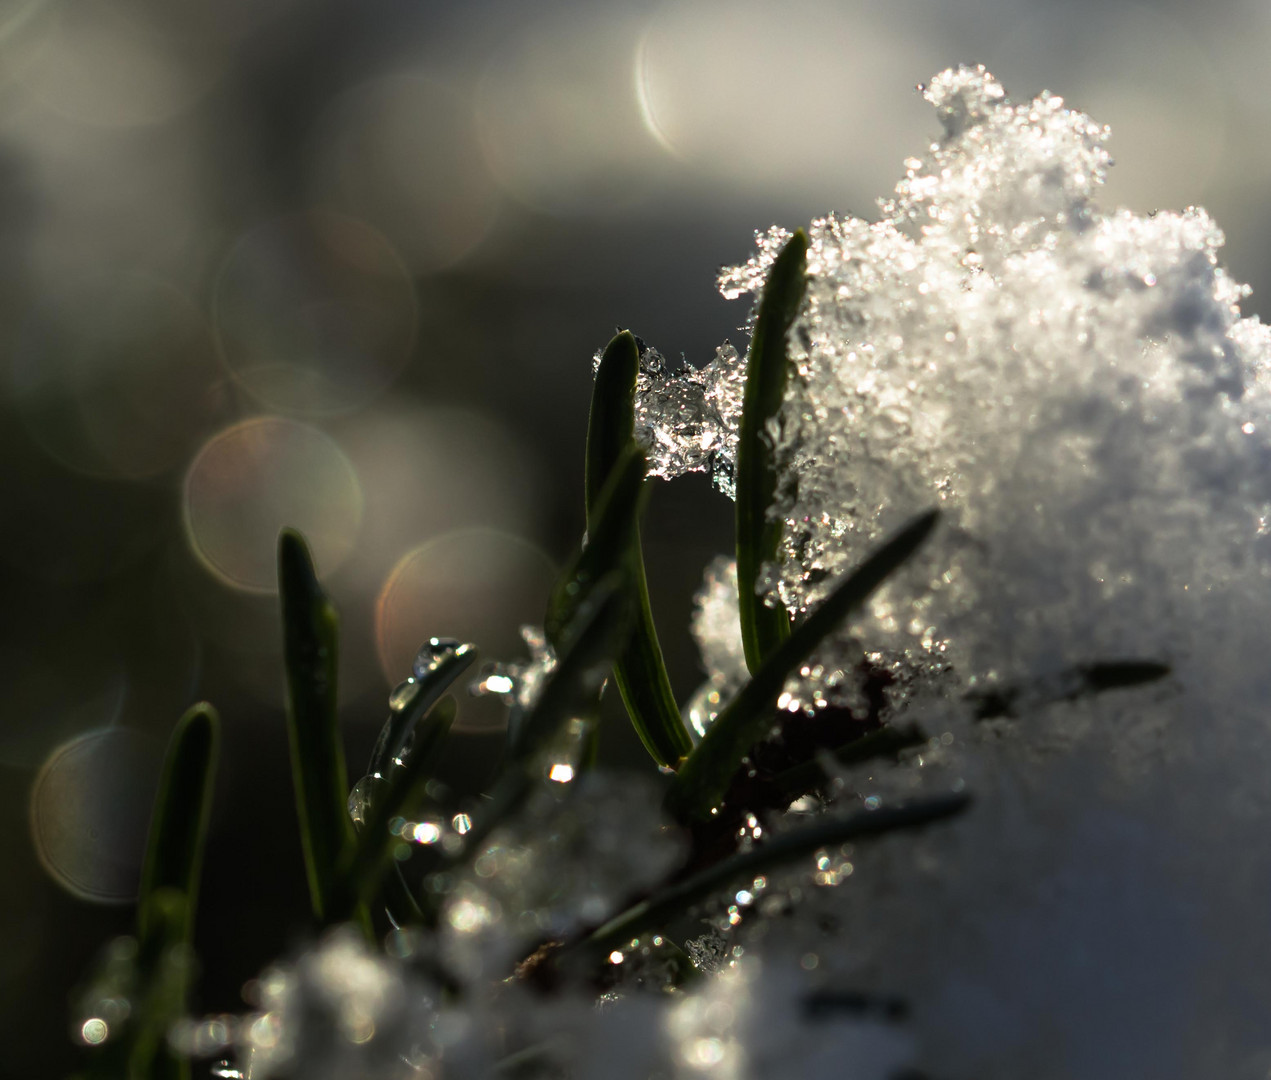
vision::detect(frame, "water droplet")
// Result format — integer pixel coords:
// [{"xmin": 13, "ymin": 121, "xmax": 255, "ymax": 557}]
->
[
  {"xmin": 347, "ymin": 775, "xmax": 382, "ymax": 826},
  {"xmin": 388, "ymin": 678, "xmax": 418, "ymax": 712},
  {"xmin": 412, "ymin": 636, "xmax": 468, "ymax": 679}
]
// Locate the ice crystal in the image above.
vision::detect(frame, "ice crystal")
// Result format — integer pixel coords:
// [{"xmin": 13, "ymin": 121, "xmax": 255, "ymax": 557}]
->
[{"xmin": 630, "ymin": 342, "xmax": 747, "ymax": 498}]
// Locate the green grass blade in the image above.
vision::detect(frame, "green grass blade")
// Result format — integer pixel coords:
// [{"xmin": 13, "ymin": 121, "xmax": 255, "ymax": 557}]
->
[
  {"xmin": 586, "ymin": 331, "xmax": 692, "ymax": 768},
  {"xmin": 130, "ymin": 891, "xmax": 196, "ymax": 1080},
  {"xmin": 91, "ymin": 705, "xmax": 221, "ymax": 1080},
  {"xmin": 517, "ymin": 573, "xmax": 632, "ymax": 764},
  {"xmin": 669, "ymin": 508, "xmax": 940, "ymax": 821},
  {"xmin": 544, "ymin": 445, "xmax": 646, "ymax": 648},
  {"xmin": 137, "ymin": 703, "xmax": 219, "ymax": 952},
  {"xmin": 332, "ymin": 697, "xmax": 457, "ymax": 919},
  {"xmin": 566, "ymin": 791, "xmax": 969, "ymax": 966},
  {"xmin": 367, "ymin": 641, "xmax": 476, "ymax": 778},
  {"xmin": 421, "ymin": 579, "xmax": 633, "ymax": 920},
  {"xmin": 736, "ymin": 229, "xmax": 809, "ymax": 674},
  {"xmin": 278, "ymin": 527, "xmax": 363, "ymax": 929},
  {"xmin": 585, "ymin": 330, "xmax": 640, "ymax": 510}
]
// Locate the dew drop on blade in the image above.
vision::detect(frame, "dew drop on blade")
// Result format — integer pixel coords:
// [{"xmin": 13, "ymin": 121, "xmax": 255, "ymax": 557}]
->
[
  {"xmin": 412, "ymin": 636, "xmax": 465, "ymax": 679},
  {"xmin": 388, "ymin": 677, "xmax": 419, "ymax": 712},
  {"xmin": 347, "ymin": 774, "xmax": 380, "ymax": 826}
]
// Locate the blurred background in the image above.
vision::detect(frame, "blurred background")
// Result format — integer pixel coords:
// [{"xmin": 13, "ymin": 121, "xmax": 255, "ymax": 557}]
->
[{"xmin": 2, "ymin": 0, "xmax": 1270, "ymax": 1070}]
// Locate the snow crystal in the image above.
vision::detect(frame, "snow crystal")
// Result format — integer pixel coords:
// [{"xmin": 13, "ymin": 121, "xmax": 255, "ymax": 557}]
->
[{"xmin": 631, "ymin": 342, "xmax": 747, "ymax": 498}]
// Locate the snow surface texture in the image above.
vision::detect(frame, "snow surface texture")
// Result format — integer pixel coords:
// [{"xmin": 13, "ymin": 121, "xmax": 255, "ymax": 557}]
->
[{"xmin": 204, "ymin": 68, "xmax": 1271, "ymax": 1080}]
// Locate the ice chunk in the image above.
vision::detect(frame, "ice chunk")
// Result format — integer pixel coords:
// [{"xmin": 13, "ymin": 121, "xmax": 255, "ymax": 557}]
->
[{"xmin": 629, "ymin": 342, "xmax": 747, "ymax": 498}]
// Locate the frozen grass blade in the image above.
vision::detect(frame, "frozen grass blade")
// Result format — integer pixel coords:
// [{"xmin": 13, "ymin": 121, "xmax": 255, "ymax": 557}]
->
[
  {"xmin": 332, "ymin": 697, "xmax": 457, "ymax": 919},
  {"xmin": 278, "ymin": 527, "xmax": 366, "ymax": 932},
  {"xmin": 586, "ymin": 330, "xmax": 692, "ymax": 768},
  {"xmin": 669, "ymin": 508, "xmax": 940, "ymax": 821},
  {"xmin": 565, "ymin": 791, "xmax": 970, "ymax": 966},
  {"xmin": 736, "ymin": 229, "xmax": 809, "ymax": 674}
]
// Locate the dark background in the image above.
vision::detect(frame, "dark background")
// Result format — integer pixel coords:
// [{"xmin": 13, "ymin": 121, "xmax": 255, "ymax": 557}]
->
[{"xmin": 2, "ymin": 0, "xmax": 1270, "ymax": 1072}]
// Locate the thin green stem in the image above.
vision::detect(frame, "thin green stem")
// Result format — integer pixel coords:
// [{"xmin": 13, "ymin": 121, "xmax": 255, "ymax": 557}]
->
[
  {"xmin": 669, "ymin": 509, "xmax": 940, "ymax": 821},
  {"xmin": 568, "ymin": 791, "xmax": 970, "ymax": 965},
  {"xmin": 278, "ymin": 528, "xmax": 368, "ymax": 934},
  {"xmin": 587, "ymin": 330, "xmax": 692, "ymax": 768},
  {"xmin": 137, "ymin": 703, "xmax": 219, "ymax": 953},
  {"xmin": 331, "ymin": 697, "xmax": 457, "ymax": 920},
  {"xmin": 736, "ymin": 230, "xmax": 809, "ymax": 674}
]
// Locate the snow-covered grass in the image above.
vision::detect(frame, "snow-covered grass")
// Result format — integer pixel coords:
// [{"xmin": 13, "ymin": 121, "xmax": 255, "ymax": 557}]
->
[{"xmin": 73, "ymin": 66, "xmax": 1271, "ymax": 1079}]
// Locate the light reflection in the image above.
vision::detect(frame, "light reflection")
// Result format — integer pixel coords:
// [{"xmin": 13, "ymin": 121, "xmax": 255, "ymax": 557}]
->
[
  {"xmin": 474, "ymin": 10, "xmax": 665, "ymax": 214},
  {"xmin": 213, "ymin": 213, "xmax": 417, "ymax": 416},
  {"xmin": 374, "ymin": 529, "xmax": 556, "ymax": 733},
  {"xmin": 182, "ymin": 416, "xmax": 363, "ymax": 593},
  {"xmin": 4, "ymin": 102, "xmax": 210, "ymax": 283},
  {"xmin": 79, "ymin": 1018, "xmax": 108, "ymax": 1045},
  {"xmin": 10, "ymin": 271, "xmax": 227, "ymax": 481},
  {"xmin": 18, "ymin": 0, "xmax": 226, "ymax": 128},
  {"xmin": 334, "ymin": 405, "xmax": 544, "ymax": 599},
  {"xmin": 0, "ymin": 651, "xmax": 126, "ymax": 770},
  {"xmin": 29, "ymin": 727, "xmax": 160, "ymax": 903},
  {"xmin": 309, "ymin": 74, "xmax": 499, "ymax": 273},
  {"xmin": 411, "ymin": 821, "xmax": 442, "ymax": 845},
  {"xmin": 634, "ymin": 0, "xmax": 929, "ymax": 202},
  {"xmin": 992, "ymin": 3, "xmax": 1227, "ymax": 210}
]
